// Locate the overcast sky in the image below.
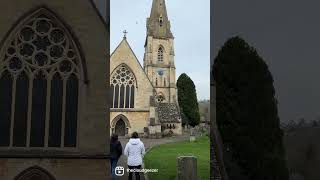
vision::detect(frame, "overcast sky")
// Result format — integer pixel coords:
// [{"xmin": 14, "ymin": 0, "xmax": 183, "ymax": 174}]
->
[
  {"xmin": 213, "ymin": 0, "xmax": 320, "ymax": 122},
  {"xmin": 110, "ymin": 0, "xmax": 210, "ymax": 100}
]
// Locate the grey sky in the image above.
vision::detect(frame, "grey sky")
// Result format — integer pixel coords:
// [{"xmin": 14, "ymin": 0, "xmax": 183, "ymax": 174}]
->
[
  {"xmin": 213, "ymin": 0, "xmax": 320, "ymax": 122},
  {"xmin": 110, "ymin": 0, "xmax": 210, "ymax": 100}
]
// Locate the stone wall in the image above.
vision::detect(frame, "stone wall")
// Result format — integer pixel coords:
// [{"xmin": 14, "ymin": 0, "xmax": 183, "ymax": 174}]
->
[
  {"xmin": 162, "ymin": 123, "xmax": 182, "ymax": 136},
  {"xmin": 0, "ymin": 159, "xmax": 108, "ymax": 180},
  {"xmin": 144, "ymin": 36, "xmax": 177, "ymax": 103},
  {"xmin": 110, "ymin": 111, "xmax": 150, "ymax": 135}
]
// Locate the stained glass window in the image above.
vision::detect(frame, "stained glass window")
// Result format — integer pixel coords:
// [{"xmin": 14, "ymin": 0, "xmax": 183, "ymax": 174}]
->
[
  {"xmin": 30, "ymin": 71, "xmax": 47, "ymax": 147},
  {"xmin": 13, "ymin": 72, "xmax": 29, "ymax": 147},
  {"xmin": 64, "ymin": 74, "xmax": 78, "ymax": 147},
  {"xmin": 0, "ymin": 71, "xmax": 13, "ymax": 146},
  {"xmin": 0, "ymin": 9, "xmax": 82, "ymax": 148},
  {"xmin": 111, "ymin": 64, "xmax": 136, "ymax": 108},
  {"xmin": 49, "ymin": 73, "xmax": 63, "ymax": 147}
]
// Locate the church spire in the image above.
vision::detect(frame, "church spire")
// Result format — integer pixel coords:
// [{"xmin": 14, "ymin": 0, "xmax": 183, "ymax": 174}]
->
[{"xmin": 147, "ymin": 0, "xmax": 173, "ymax": 39}]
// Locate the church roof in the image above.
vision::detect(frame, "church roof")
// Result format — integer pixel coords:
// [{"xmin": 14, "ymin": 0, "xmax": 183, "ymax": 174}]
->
[
  {"xmin": 110, "ymin": 36, "xmax": 139, "ymax": 60},
  {"xmin": 147, "ymin": 0, "xmax": 173, "ymax": 39},
  {"xmin": 110, "ymin": 36, "xmax": 155, "ymax": 89},
  {"xmin": 157, "ymin": 103, "xmax": 181, "ymax": 123}
]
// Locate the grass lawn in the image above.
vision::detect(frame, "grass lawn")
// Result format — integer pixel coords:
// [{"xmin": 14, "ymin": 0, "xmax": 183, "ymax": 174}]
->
[{"xmin": 144, "ymin": 136, "xmax": 210, "ymax": 180}]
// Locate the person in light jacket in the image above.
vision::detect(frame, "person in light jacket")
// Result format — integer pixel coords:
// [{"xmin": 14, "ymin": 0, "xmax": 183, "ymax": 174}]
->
[{"xmin": 124, "ymin": 132, "xmax": 145, "ymax": 180}]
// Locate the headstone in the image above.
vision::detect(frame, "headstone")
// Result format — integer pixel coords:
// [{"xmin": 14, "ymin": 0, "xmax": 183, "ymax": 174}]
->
[
  {"xmin": 150, "ymin": 96, "xmax": 155, "ymax": 106},
  {"xmin": 190, "ymin": 136, "xmax": 196, "ymax": 142},
  {"xmin": 156, "ymin": 132, "xmax": 162, "ymax": 139},
  {"xmin": 190, "ymin": 128, "xmax": 196, "ymax": 142},
  {"xmin": 190, "ymin": 128, "xmax": 194, "ymax": 136},
  {"xmin": 144, "ymin": 127, "xmax": 149, "ymax": 138},
  {"xmin": 177, "ymin": 156, "xmax": 197, "ymax": 180},
  {"xmin": 150, "ymin": 118, "xmax": 155, "ymax": 126}
]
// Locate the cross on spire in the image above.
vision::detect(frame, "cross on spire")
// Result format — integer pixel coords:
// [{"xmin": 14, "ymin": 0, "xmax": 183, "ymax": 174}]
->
[{"xmin": 123, "ymin": 30, "xmax": 128, "ymax": 39}]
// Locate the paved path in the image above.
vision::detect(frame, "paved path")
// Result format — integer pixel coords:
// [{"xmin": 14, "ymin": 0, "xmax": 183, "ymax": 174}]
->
[{"xmin": 115, "ymin": 135, "xmax": 190, "ymax": 180}]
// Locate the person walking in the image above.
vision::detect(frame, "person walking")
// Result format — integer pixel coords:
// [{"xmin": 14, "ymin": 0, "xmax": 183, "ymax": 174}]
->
[
  {"xmin": 110, "ymin": 134, "xmax": 123, "ymax": 180},
  {"xmin": 124, "ymin": 132, "xmax": 145, "ymax": 180}
]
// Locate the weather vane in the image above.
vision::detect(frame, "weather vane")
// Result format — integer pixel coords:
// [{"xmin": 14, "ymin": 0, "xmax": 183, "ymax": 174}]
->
[{"xmin": 123, "ymin": 30, "xmax": 128, "ymax": 39}]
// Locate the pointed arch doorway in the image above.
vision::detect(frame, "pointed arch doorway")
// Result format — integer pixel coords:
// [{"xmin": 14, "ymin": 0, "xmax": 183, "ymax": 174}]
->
[
  {"xmin": 115, "ymin": 119, "xmax": 126, "ymax": 136},
  {"xmin": 111, "ymin": 114, "xmax": 130, "ymax": 137}
]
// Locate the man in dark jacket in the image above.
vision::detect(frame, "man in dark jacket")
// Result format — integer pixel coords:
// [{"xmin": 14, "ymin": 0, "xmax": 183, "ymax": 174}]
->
[{"xmin": 110, "ymin": 133, "xmax": 123, "ymax": 180}]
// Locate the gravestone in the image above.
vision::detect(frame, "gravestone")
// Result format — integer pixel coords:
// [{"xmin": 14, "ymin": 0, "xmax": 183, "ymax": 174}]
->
[
  {"xmin": 190, "ymin": 128, "xmax": 196, "ymax": 142},
  {"xmin": 190, "ymin": 136, "xmax": 196, "ymax": 142},
  {"xmin": 177, "ymin": 156, "xmax": 197, "ymax": 180}
]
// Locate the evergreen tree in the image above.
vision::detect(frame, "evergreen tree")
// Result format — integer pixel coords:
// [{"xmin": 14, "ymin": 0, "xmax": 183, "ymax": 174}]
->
[
  {"xmin": 177, "ymin": 73, "xmax": 200, "ymax": 127},
  {"xmin": 212, "ymin": 37, "xmax": 289, "ymax": 180}
]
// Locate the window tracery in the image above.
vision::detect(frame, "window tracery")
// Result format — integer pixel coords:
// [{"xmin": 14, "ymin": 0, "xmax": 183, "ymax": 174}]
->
[
  {"xmin": 0, "ymin": 10, "xmax": 81, "ymax": 148},
  {"xmin": 111, "ymin": 64, "xmax": 136, "ymax": 108}
]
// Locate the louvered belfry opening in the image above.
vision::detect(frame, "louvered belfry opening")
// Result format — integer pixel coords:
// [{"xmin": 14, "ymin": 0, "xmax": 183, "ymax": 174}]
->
[
  {"xmin": 158, "ymin": 46, "xmax": 164, "ymax": 62},
  {"xmin": 0, "ymin": 8, "xmax": 83, "ymax": 148}
]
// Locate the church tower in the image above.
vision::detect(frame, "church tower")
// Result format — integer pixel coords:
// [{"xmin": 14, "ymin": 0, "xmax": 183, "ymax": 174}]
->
[{"xmin": 144, "ymin": 0, "xmax": 177, "ymax": 104}]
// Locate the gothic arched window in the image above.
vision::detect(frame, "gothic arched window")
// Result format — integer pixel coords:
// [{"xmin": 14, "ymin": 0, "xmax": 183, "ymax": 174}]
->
[
  {"xmin": 0, "ymin": 8, "xmax": 84, "ymax": 148},
  {"xmin": 111, "ymin": 64, "xmax": 136, "ymax": 108},
  {"xmin": 157, "ymin": 93, "xmax": 165, "ymax": 103},
  {"xmin": 158, "ymin": 46, "xmax": 164, "ymax": 62}
]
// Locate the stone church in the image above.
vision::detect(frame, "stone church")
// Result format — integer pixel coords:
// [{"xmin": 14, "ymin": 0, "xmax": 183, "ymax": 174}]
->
[
  {"xmin": 110, "ymin": 0, "xmax": 182, "ymax": 138},
  {"xmin": 0, "ymin": 0, "xmax": 110, "ymax": 179}
]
